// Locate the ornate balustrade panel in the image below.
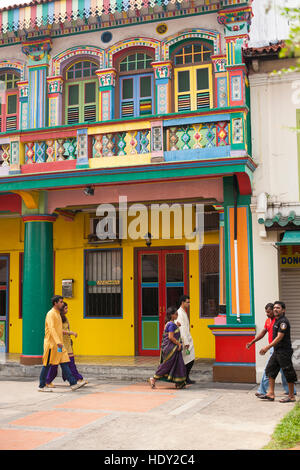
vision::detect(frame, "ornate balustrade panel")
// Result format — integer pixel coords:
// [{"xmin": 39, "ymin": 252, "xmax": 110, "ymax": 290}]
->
[
  {"xmin": 166, "ymin": 121, "xmax": 229, "ymax": 151},
  {"xmin": 0, "ymin": 143, "xmax": 10, "ymax": 166},
  {"xmin": 24, "ymin": 137, "xmax": 78, "ymax": 163},
  {"xmin": 164, "ymin": 119, "xmax": 231, "ymax": 162},
  {"xmin": 92, "ymin": 130, "xmax": 151, "ymax": 158}
]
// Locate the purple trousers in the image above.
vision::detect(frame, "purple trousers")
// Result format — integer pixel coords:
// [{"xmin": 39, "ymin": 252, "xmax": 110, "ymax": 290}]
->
[{"xmin": 46, "ymin": 355, "xmax": 83, "ymax": 384}]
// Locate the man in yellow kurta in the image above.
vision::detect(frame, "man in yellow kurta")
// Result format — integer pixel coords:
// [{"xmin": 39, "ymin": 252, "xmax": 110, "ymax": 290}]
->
[{"xmin": 38, "ymin": 295, "xmax": 86, "ymax": 392}]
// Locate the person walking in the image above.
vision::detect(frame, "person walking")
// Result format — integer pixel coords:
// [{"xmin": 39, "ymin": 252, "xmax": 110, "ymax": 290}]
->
[
  {"xmin": 259, "ymin": 301, "xmax": 298, "ymax": 403},
  {"xmin": 38, "ymin": 295, "xmax": 86, "ymax": 392},
  {"xmin": 176, "ymin": 295, "xmax": 195, "ymax": 384},
  {"xmin": 246, "ymin": 303, "xmax": 296, "ymax": 397},
  {"xmin": 149, "ymin": 306, "xmax": 186, "ymax": 389},
  {"xmin": 46, "ymin": 302, "xmax": 87, "ymax": 388}
]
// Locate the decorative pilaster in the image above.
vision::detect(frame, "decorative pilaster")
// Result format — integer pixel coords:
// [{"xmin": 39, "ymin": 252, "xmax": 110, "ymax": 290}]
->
[
  {"xmin": 230, "ymin": 112, "xmax": 247, "ymax": 155},
  {"xmin": 9, "ymin": 138, "xmax": 24, "ymax": 175},
  {"xmin": 218, "ymin": 7, "xmax": 252, "ymax": 108},
  {"xmin": 22, "ymin": 37, "xmax": 52, "ymax": 129},
  {"xmin": 151, "ymin": 61, "xmax": 172, "ymax": 114},
  {"xmin": 76, "ymin": 128, "xmax": 90, "ymax": 169},
  {"xmin": 96, "ymin": 68, "xmax": 116, "ymax": 121},
  {"xmin": 47, "ymin": 76, "xmax": 64, "ymax": 127},
  {"xmin": 211, "ymin": 56, "xmax": 228, "ymax": 108},
  {"xmin": 218, "ymin": 7, "xmax": 252, "ymax": 63},
  {"xmin": 150, "ymin": 121, "xmax": 164, "ymax": 163},
  {"xmin": 17, "ymin": 80, "xmax": 29, "ymax": 130},
  {"xmin": 20, "ymin": 213, "xmax": 56, "ymax": 365},
  {"xmin": 217, "ymin": 7, "xmax": 253, "ymax": 157}
]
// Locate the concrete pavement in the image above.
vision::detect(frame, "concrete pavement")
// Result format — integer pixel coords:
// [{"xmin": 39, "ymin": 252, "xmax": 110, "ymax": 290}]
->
[{"xmin": 0, "ymin": 376, "xmax": 298, "ymax": 451}]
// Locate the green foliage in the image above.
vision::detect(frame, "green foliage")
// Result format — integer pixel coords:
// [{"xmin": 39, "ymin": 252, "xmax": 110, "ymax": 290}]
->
[
  {"xmin": 278, "ymin": 6, "xmax": 300, "ymax": 72},
  {"xmin": 266, "ymin": 4, "xmax": 300, "ymax": 75},
  {"xmin": 263, "ymin": 402, "xmax": 300, "ymax": 450}
]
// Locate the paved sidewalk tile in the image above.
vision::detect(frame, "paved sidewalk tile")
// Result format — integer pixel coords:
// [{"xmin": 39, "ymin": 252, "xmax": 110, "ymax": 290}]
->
[
  {"xmin": 56, "ymin": 392, "xmax": 174, "ymax": 413},
  {"xmin": 113, "ymin": 383, "xmax": 176, "ymax": 394},
  {"xmin": 0, "ymin": 429, "xmax": 65, "ymax": 450},
  {"xmin": 9, "ymin": 410, "xmax": 107, "ymax": 429}
]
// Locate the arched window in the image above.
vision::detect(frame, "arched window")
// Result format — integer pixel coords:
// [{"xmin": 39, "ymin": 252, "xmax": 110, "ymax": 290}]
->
[
  {"xmin": 117, "ymin": 51, "xmax": 154, "ymax": 118},
  {"xmin": 172, "ymin": 41, "xmax": 213, "ymax": 112},
  {"xmin": 0, "ymin": 71, "xmax": 19, "ymax": 132},
  {"xmin": 65, "ymin": 61, "xmax": 98, "ymax": 124}
]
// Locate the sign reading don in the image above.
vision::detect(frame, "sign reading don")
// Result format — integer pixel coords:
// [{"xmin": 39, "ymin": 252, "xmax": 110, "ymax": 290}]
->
[{"xmin": 280, "ymin": 245, "xmax": 300, "ymax": 268}]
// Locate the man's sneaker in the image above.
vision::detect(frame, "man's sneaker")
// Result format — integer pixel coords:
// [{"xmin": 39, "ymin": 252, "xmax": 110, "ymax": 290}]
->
[
  {"xmin": 71, "ymin": 382, "xmax": 86, "ymax": 391},
  {"xmin": 38, "ymin": 387, "xmax": 53, "ymax": 392},
  {"xmin": 46, "ymin": 383, "xmax": 55, "ymax": 388}
]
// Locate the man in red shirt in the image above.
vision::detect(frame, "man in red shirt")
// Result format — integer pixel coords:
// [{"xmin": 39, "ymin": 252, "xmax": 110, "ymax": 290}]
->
[{"xmin": 246, "ymin": 303, "xmax": 294, "ymax": 397}]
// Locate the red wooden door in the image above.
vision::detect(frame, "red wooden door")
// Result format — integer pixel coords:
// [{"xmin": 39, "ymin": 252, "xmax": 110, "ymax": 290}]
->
[{"xmin": 137, "ymin": 249, "xmax": 187, "ymax": 356}]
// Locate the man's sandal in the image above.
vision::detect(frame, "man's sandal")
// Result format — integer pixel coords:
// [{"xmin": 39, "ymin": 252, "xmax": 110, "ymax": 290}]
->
[
  {"xmin": 260, "ymin": 395, "xmax": 274, "ymax": 401},
  {"xmin": 279, "ymin": 397, "xmax": 296, "ymax": 403}
]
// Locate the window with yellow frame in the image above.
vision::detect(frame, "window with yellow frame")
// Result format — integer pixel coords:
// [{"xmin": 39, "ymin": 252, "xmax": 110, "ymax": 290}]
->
[
  {"xmin": 173, "ymin": 42, "xmax": 213, "ymax": 112},
  {"xmin": 64, "ymin": 60, "xmax": 98, "ymax": 125}
]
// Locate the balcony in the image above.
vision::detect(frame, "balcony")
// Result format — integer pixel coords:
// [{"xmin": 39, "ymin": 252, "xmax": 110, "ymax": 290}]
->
[{"xmin": 0, "ymin": 108, "xmax": 252, "ymax": 184}]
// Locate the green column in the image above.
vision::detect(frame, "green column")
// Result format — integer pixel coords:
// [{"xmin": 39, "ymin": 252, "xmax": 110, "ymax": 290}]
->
[{"xmin": 20, "ymin": 215, "xmax": 56, "ymax": 365}]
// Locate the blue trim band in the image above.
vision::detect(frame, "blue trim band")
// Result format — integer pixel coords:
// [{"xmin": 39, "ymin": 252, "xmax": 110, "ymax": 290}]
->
[{"xmin": 163, "ymin": 113, "xmax": 230, "ymax": 127}]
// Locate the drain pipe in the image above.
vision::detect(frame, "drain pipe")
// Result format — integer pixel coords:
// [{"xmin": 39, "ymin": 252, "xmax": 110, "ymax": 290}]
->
[{"xmin": 233, "ymin": 176, "xmax": 241, "ymax": 323}]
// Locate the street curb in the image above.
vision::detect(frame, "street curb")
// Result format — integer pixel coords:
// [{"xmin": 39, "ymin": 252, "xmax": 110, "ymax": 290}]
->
[{"xmin": 0, "ymin": 362, "xmax": 213, "ymax": 382}]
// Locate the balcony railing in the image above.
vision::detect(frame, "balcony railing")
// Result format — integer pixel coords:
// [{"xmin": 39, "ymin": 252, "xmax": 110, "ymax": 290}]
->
[
  {"xmin": 0, "ymin": 109, "xmax": 249, "ymax": 174},
  {"xmin": 165, "ymin": 121, "xmax": 229, "ymax": 151},
  {"xmin": 92, "ymin": 130, "xmax": 151, "ymax": 158},
  {"xmin": 24, "ymin": 138, "xmax": 77, "ymax": 163},
  {"xmin": 0, "ymin": 143, "xmax": 10, "ymax": 166}
]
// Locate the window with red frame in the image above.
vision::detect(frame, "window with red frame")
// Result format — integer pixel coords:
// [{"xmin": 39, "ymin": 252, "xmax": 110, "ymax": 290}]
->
[{"xmin": 0, "ymin": 72, "xmax": 19, "ymax": 132}]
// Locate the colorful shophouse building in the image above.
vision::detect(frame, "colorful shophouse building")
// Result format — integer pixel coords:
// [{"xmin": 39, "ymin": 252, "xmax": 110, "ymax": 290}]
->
[{"xmin": 0, "ymin": 0, "xmax": 256, "ymax": 383}]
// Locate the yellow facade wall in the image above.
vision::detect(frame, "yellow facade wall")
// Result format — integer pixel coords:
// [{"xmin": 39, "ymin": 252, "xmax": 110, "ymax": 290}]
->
[
  {"xmin": 89, "ymin": 154, "xmax": 152, "ymax": 169},
  {"xmin": 2, "ymin": 212, "xmax": 218, "ymax": 359},
  {"xmin": 0, "ymin": 217, "xmax": 23, "ymax": 353}
]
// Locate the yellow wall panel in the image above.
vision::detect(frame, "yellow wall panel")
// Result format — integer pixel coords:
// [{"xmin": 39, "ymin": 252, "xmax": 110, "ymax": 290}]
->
[
  {"xmin": 8, "ymin": 251, "xmax": 22, "ymax": 353},
  {"xmin": 89, "ymin": 154, "xmax": 151, "ymax": 169},
  {"xmin": 0, "ymin": 217, "xmax": 24, "ymax": 353}
]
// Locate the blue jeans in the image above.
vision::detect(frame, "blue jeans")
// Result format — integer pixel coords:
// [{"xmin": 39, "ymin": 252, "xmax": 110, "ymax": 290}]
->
[
  {"xmin": 258, "ymin": 348, "xmax": 297, "ymax": 395},
  {"xmin": 39, "ymin": 350, "xmax": 77, "ymax": 388}
]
